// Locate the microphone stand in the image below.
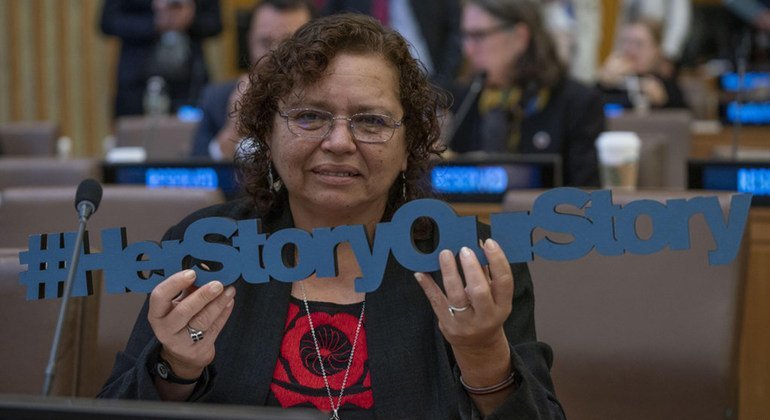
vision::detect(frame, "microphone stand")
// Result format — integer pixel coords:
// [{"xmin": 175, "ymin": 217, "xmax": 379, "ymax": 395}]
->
[
  {"xmin": 42, "ymin": 206, "xmax": 91, "ymax": 396},
  {"xmin": 445, "ymin": 72, "xmax": 487, "ymax": 145},
  {"xmin": 732, "ymin": 28, "xmax": 751, "ymax": 160}
]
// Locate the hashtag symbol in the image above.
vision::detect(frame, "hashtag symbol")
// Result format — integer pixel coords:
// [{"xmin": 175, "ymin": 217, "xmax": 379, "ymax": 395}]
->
[{"xmin": 19, "ymin": 232, "xmax": 89, "ymax": 300}]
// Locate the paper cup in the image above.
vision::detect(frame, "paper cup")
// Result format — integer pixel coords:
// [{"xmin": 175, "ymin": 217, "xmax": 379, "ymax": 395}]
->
[{"xmin": 595, "ymin": 131, "xmax": 641, "ymax": 189}]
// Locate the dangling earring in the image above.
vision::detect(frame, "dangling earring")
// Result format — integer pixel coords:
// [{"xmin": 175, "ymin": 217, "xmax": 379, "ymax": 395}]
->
[
  {"xmin": 401, "ymin": 172, "xmax": 407, "ymax": 201},
  {"xmin": 268, "ymin": 160, "xmax": 279, "ymax": 193}
]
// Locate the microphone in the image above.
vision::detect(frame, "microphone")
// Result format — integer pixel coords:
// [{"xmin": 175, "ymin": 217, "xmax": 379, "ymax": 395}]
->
[
  {"xmin": 43, "ymin": 179, "xmax": 103, "ymax": 396},
  {"xmin": 75, "ymin": 178, "xmax": 103, "ymax": 221},
  {"xmin": 446, "ymin": 71, "xmax": 487, "ymax": 145}
]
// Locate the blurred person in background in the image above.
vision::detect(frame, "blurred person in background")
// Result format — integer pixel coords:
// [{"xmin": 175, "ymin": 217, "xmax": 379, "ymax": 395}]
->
[
  {"xmin": 190, "ymin": 0, "xmax": 316, "ymax": 159},
  {"xmin": 615, "ymin": 0, "xmax": 692, "ymax": 77},
  {"xmin": 724, "ymin": 0, "xmax": 770, "ymax": 67},
  {"xmin": 449, "ymin": 0, "xmax": 603, "ymax": 187},
  {"xmin": 101, "ymin": 0, "xmax": 223, "ymax": 118},
  {"xmin": 322, "ymin": 0, "xmax": 463, "ymax": 90},
  {"xmin": 597, "ymin": 18, "xmax": 688, "ymax": 110},
  {"xmin": 725, "ymin": 0, "xmax": 770, "ymax": 32}
]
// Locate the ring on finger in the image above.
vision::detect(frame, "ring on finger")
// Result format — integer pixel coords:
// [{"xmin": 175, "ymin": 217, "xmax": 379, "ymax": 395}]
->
[
  {"xmin": 448, "ymin": 303, "xmax": 472, "ymax": 317},
  {"xmin": 187, "ymin": 325, "xmax": 205, "ymax": 343}
]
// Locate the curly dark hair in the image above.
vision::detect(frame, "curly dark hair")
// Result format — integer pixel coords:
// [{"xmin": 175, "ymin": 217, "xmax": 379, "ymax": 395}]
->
[{"xmin": 236, "ymin": 13, "xmax": 447, "ymax": 220}]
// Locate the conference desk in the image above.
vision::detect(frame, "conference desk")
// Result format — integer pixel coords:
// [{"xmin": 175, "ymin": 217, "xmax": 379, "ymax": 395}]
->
[
  {"xmin": 691, "ymin": 125, "xmax": 770, "ymax": 159},
  {"xmin": 0, "ymin": 394, "xmax": 324, "ymax": 419},
  {"xmin": 450, "ymin": 199, "xmax": 770, "ymax": 420}
]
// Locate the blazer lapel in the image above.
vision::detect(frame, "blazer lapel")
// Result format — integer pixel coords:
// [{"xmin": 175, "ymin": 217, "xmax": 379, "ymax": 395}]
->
[{"xmin": 367, "ymin": 255, "xmax": 457, "ymax": 417}]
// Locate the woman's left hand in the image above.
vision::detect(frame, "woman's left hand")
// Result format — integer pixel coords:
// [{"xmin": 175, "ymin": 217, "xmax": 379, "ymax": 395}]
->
[{"xmin": 414, "ymin": 238, "xmax": 513, "ymax": 352}]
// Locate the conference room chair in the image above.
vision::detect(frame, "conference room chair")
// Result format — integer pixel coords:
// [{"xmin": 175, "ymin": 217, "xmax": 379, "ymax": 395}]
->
[
  {"xmin": 0, "ymin": 157, "xmax": 100, "ymax": 189},
  {"xmin": 0, "ymin": 121, "xmax": 59, "ymax": 156},
  {"xmin": 114, "ymin": 116, "xmax": 199, "ymax": 160},
  {"xmin": 0, "ymin": 185, "xmax": 225, "ymax": 396},
  {"xmin": 503, "ymin": 188, "xmax": 744, "ymax": 420},
  {"xmin": 0, "ymin": 247, "xmax": 100, "ymax": 396},
  {"xmin": 634, "ymin": 134, "xmax": 666, "ymax": 188},
  {"xmin": 607, "ymin": 109, "xmax": 693, "ymax": 189}
]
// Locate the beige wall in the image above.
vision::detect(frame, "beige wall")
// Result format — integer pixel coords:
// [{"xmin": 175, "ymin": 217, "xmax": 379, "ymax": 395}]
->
[{"xmin": 0, "ymin": 0, "xmax": 249, "ymax": 157}]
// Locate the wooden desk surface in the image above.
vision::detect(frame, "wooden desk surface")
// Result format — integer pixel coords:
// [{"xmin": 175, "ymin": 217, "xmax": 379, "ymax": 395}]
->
[
  {"xmin": 739, "ymin": 207, "xmax": 770, "ymax": 419},
  {"xmin": 692, "ymin": 126, "xmax": 770, "ymax": 159}
]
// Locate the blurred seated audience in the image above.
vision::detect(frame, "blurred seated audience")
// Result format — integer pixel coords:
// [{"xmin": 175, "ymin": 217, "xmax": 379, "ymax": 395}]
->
[
  {"xmin": 598, "ymin": 18, "xmax": 688, "ymax": 110},
  {"xmin": 100, "ymin": 0, "xmax": 223, "ymax": 118},
  {"xmin": 322, "ymin": 0, "xmax": 463, "ymax": 90},
  {"xmin": 615, "ymin": 0, "xmax": 692, "ymax": 75},
  {"xmin": 448, "ymin": 0, "xmax": 603, "ymax": 187},
  {"xmin": 724, "ymin": 0, "xmax": 770, "ymax": 32},
  {"xmin": 723, "ymin": 0, "xmax": 770, "ymax": 67},
  {"xmin": 190, "ymin": 0, "xmax": 315, "ymax": 159}
]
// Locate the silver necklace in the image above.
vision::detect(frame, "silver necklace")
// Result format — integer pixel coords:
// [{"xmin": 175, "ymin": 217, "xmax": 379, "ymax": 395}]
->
[{"xmin": 299, "ymin": 282, "xmax": 366, "ymax": 420}]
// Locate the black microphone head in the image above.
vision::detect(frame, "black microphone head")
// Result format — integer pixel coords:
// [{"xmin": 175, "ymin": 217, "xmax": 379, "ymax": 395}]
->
[{"xmin": 74, "ymin": 178, "xmax": 103, "ymax": 214}]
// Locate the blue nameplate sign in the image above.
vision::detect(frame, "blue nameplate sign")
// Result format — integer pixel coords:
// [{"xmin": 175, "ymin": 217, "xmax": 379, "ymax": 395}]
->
[{"xmin": 18, "ymin": 188, "xmax": 752, "ymax": 300}]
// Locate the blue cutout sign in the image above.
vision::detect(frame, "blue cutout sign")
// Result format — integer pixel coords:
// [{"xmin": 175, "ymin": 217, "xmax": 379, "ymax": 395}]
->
[{"xmin": 18, "ymin": 188, "xmax": 752, "ymax": 300}]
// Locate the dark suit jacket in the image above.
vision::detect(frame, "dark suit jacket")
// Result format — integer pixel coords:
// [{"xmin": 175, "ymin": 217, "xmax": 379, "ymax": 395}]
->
[
  {"xmin": 323, "ymin": 0, "xmax": 462, "ymax": 89},
  {"xmin": 100, "ymin": 0, "xmax": 222, "ymax": 117},
  {"xmin": 450, "ymin": 79, "xmax": 604, "ymax": 187},
  {"xmin": 190, "ymin": 80, "xmax": 237, "ymax": 157},
  {"xmin": 97, "ymin": 197, "xmax": 564, "ymax": 419}
]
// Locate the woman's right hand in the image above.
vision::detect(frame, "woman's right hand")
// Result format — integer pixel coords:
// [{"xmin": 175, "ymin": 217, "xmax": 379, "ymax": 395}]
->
[
  {"xmin": 148, "ymin": 269, "xmax": 236, "ymax": 381},
  {"xmin": 598, "ymin": 53, "xmax": 632, "ymax": 86}
]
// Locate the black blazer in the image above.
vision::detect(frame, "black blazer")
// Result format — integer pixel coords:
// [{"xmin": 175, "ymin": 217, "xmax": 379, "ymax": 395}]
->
[
  {"xmin": 450, "ymin": 78, "xmax": 604, "ymax": 187},
  {"xmin": 98, "ymin": 197, "xmax": 564, "ymax": 419},
  {"xmin": 190, "ymin": 80, "xmax": 237, "ymax": 157},
  {"xmin": 323, "ymin": 0, "xmax": 462, "ymax": 89}
]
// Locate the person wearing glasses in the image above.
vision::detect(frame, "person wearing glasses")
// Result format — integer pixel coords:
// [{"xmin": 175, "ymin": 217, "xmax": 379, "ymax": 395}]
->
[
  {"xmin": 448, "ymin": 0, "xmax": 603, "ymax": 187},
  {"xmin": 98, "ymin": 13, "xmax": 563, "ymax": 419}
]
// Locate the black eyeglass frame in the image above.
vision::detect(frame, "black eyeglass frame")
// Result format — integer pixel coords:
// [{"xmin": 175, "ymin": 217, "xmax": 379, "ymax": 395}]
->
[{"xmin": 461, "ymin": 23, "xmax": 515, "ymax": 43}]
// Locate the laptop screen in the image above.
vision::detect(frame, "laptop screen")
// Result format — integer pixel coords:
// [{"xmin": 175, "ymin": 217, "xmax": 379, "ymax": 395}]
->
[
  {"xmin": 102, "ymin": 161, "xmax": 241, "ymax": 199},
  {"xmin": 430, "ymin": 154, "xmax": 561, "ymax": 203},
  {"xmin": 688, "ymin": 159, "xmax": 770, "ymax": 206},
  {"xmin": 718, "ymin": 71, "xmax": 770, "ymax": 125},
  {"xmin": 104, "ymin": 155, "xmax": 561, "ymax": 204}
]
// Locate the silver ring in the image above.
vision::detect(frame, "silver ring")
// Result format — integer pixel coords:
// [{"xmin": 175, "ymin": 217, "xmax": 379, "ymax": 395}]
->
[
  {"xmin": 187, "ymin": 325, "xmax": 204, "ymax": 343},
  {"xmin": 448, "ymin": 303, "xmax": 471, "ymax": 316}
]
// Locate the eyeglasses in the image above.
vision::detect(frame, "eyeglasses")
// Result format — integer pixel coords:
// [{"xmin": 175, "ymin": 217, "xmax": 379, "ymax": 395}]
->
[
  {"xmin": 278, "ymin": 108, "xmax": 403, "ymax": 144},
  {"xmin": 461, "ymin": 24, "xmax": 514, "ymax": 43}
]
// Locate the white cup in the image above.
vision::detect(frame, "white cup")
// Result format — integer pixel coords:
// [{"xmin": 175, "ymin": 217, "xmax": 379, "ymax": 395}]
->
[{"xmin": 595, "ymin": 131, "xmax": 641, "ymax": 189}]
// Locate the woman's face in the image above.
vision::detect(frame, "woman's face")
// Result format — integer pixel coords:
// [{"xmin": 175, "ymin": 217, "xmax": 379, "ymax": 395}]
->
[
  {"xmin": 461, "ymin": 3, "xmax": 529, "ymax": 87},
  {"xmin": 620, "ymin": 23, "xmax": 660, "ymax": 74},
  {"xmin": 268, "ymin": 53, "xmax": 408, "ymax": 223}
]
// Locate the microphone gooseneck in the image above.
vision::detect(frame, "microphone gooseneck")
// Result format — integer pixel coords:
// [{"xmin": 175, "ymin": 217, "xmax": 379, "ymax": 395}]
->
[
  {"xmin": 446, "ymin": 71, "xmax": 488, "ymax": 146},
  {"xmin": 43, "ymin": 179, "xmax": 103, "ymax": 396}
]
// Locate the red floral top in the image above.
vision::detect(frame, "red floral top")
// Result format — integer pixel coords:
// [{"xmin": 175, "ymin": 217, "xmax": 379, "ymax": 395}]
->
[{"xmin": 268, "ymin": 297, "xmax": 373, "ymax": 414}]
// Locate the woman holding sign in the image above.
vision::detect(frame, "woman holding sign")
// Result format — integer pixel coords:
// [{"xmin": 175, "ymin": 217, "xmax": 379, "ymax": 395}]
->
[{"xmin": 99, "ymin": 13, "xmax": 563, "ymax": 419}]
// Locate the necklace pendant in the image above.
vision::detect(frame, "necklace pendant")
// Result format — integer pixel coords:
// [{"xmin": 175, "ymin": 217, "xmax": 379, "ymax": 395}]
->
[{"xmin": 330, "ymin": 411, "xmax": 340, "ymax": 420}]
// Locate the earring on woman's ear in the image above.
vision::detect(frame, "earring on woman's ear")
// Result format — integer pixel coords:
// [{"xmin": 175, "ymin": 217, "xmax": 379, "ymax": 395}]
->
[
  {"xmin": 401, "ymin": 172, "xmax": 407, "ymax": 201},
  {"xmin": 268, "ymin": 161, "xmax": 280, "ymax": 193}
]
